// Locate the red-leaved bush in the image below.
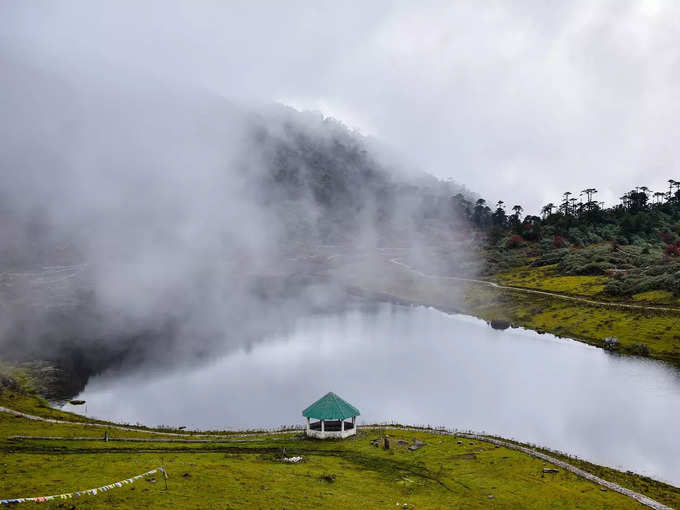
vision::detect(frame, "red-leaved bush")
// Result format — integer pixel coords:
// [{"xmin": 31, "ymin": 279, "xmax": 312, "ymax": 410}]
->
[
  {"xmin": 552, "ymin": 235, "xmax": 567, "ymax": 249},
  {"xmin": 664, "ymin": 242, "xmax": 680, "ymax": 257},
  {"xmin": 506, "ymin": 234, "xmax": 524, "ymax": 249},
  {"xmin": 661, "ymin": 231, "xmax": 676, "ymax": 244}
]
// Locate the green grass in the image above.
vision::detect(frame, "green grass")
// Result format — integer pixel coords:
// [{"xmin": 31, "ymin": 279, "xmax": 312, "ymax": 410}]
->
[
  {"xmin": 464, "ymin": 285, "xmax": 680, "ymax": 363},
  {"xmin": 632, "ymin": 290, "xmax": 680, "ymax": 304},
  {"xmin": 495, "ymin": 265, "xmax": 607, "ymax": 296},
  {"xmin": 2, "ymin": 371, "xmax": 679, "ymax": 508}
]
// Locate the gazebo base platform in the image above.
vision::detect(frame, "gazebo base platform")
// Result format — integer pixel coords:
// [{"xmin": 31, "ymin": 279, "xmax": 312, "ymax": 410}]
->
[{"xmin": 306, "ymin": 420, "xmax": 356, "ymax": 439}]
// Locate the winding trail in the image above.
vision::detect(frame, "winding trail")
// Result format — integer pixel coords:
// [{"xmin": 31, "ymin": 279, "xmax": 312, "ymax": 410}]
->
[
  {"xmin": 1, "ymin": 406, "xmax": 674, "ymax": 509},
  {"xmin": 0, "ymin": 406, "xmax": 294, "ymax": 439},
  {"xmin": 389, "ymin": 258, "xmax": 680, "ymax": 313}
]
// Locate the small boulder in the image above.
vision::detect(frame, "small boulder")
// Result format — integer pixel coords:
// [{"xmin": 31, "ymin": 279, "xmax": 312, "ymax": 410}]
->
[
  {"xmin": 490, "ymin": 319, "xmax": 511, "ymax": 330},
  {"xmin": 603, "ymin": 337, "xmax": 620, "ymax": 351},
  {"xmin": 542, "ymin": 468, "xmax": 559, "ymax": 474}
]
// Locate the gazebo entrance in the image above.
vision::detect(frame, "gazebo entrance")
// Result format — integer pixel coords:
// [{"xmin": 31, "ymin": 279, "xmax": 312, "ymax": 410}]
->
[{"xmin": 302, "ymin": 392, "xmax": 360, "ymax": 439}]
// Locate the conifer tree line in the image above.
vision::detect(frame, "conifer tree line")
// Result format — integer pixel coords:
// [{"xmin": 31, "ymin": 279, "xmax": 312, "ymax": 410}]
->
[{"xmin": 451, "ymin": 179, "xmax": 680, "ymax": 249}]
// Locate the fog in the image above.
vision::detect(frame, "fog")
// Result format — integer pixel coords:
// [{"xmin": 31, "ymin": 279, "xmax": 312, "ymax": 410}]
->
[
  {"xmin": 7, "ymin": 0, "xmax": 673, "ymax": 389},
  {"xmin": 0, "ymin": 40, "xmax": 475, "ymax": 392},
  {"xmin": 3, "ymin": 1, "xmax": 679, "ymax": 212}
]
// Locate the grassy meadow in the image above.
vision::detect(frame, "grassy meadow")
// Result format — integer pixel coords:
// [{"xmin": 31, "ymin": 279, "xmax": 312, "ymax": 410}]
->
[{"xmin": 2, "ymin": 377, "xmax": 680, "ymax": 509}]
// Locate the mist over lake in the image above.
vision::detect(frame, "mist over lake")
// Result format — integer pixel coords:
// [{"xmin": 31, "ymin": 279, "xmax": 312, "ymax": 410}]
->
[{"xmin": 71, "ymin": 303, "xmax": 680, "ymax": 486}]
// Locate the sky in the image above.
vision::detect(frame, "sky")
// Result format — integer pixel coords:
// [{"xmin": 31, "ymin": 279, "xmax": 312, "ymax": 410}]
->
[{"xmin": 2, "ymin": 0, "xmax": 680, "ymax": 212}]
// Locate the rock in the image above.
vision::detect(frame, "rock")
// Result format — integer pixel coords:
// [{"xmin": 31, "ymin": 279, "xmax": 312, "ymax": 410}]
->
[
  {"xmin": 408, "ymin": 440, "xmax": 425, "ymax": 451},
  {"xmin": 542, "ymin": 468, "xmax": 559, "ymax": 474},
  {"xmin": 397, "ymin": 439, "xmax": 410, "ymax": 446},
  {"xmin": 603, "ymin": 337, "xmax": 620, "ymax": 351},
  {"xmin": 490, "ymin": 319, "xmax": 511, "ymax": 330},
  {"xmin": 458, "ymin": 453, "xmax": 476, "ymax": 460},
  {"xmin": 488, "ymin": 494, "xmax": 494, "ymax": 499},
  {"xmin": 320, "ymin": 473, "xmax": 336, "ymax": 483},
  {"xmin": 600, "ymin": 487, "xmax": 608, "ymax": 492},
  {"xmin": 456, "ymin": 441, "xmax": 462, "ymax": 445}
]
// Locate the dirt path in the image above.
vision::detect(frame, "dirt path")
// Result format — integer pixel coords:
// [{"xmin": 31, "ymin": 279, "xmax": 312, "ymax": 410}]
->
[
  {"xmin": 0, "ymin": 406, "xmax": 294, "ymax": 439},
  {"xmin": 389, "ymin": 258, "xmax": 680, "ymax": 314}
]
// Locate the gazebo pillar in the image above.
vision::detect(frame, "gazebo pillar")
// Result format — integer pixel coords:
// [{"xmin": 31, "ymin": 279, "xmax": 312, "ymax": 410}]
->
[
  {"xmin": 306, "ymin": 417, "xmax": 310, "ymax": 433},
  {"xmin": 321, "ymin": 420, "xmax": 325, "ymax": 434},
  {"xmin": 341, "ymin": 420, "xmax": 345, "ymax": 433},
  {"xmin": 352, "ymin": 416, "xmax": 356, "ymax": 428}
]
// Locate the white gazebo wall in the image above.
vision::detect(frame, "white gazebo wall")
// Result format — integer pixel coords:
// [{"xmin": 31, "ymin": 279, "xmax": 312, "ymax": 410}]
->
[{"xmin": 305, "ymin": 417, "xmax": 357, "ymax": 439}]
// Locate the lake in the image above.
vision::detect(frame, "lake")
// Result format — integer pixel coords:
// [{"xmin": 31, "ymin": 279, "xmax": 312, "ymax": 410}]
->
[{"xmin": 68, "ymin": 303, "xmax": 680, "ymax": 486}]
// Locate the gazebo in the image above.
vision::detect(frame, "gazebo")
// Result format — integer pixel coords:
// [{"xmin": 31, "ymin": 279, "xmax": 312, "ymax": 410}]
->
[{"xmin": 302, "ymin": 392, "xmax": 360, "ymax": 439}]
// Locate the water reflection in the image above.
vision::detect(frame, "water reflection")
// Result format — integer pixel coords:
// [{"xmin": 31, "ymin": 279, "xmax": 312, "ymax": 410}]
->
[{"xmin": 72, "ymin": 303, "xmax": 680, "ymax": 486}]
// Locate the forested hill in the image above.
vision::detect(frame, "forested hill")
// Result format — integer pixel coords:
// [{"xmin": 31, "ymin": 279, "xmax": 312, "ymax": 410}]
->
[
  {"xmin": 246, "ymin": 107, "xmax": 473, "ymax": 249},
  {"xmin": 460, "ymin": 184, "xmax": 680, "ymax": 297}
]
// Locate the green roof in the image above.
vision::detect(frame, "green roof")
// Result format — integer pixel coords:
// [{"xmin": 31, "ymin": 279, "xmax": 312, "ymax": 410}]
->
[{"xmin": 302, "ymin": 392, "xmax": 360, "ymax": 420}]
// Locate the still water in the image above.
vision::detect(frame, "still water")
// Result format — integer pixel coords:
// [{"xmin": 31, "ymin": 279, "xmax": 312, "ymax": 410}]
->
[{"xmin": 71, "ymin": 303, "xmax": 680, "ymax": 485}]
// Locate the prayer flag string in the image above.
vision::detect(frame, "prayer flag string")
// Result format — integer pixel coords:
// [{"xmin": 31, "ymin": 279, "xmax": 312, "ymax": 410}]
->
[{"xmin": 1, "ymin": 467, "xmax": 167, "ymax": 504}]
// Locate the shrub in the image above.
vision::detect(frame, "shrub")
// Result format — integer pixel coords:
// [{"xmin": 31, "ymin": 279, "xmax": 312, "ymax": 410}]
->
[
  {"xmin": 506, "ymin": 234, "xmax": 524, "ymax": 249},
  {"xmin": 531, "ymin": 248, "xmax": 570, "ymax": 267},
  {"xmin": 628, "ymin": 343, "xmax": 650, "ymax": 356},
  {"xmin": 661, "ymin": 231, "xmax": 676, "ymax": 244},
  {"xmin": 552, "ymin": 235, "xmax": 568, "ymax": 249},
  {"xmin": 664, "ymin": 243, "xmax": 680, "ymax": 257},
  {"xmin": 572, "ymin": 262, "xmax": 610, "ymax": 275}
]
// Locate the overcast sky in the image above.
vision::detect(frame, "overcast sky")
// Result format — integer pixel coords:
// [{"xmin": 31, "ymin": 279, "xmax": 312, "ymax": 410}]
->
[{"xmin": 2, "ymin": 0, "xmax": 679, "ymax": 212}]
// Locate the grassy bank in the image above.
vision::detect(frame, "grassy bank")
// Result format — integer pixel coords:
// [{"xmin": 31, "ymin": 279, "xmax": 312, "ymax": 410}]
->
[{"xmin": 2, "ymin": 376, "xmax": 679, "ymax": 509}]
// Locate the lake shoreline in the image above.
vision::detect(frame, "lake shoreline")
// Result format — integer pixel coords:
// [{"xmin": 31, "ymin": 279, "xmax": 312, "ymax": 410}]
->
[{"xmin": 339, "ymin": 259, "xmax": 680, "ymax": 366}]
